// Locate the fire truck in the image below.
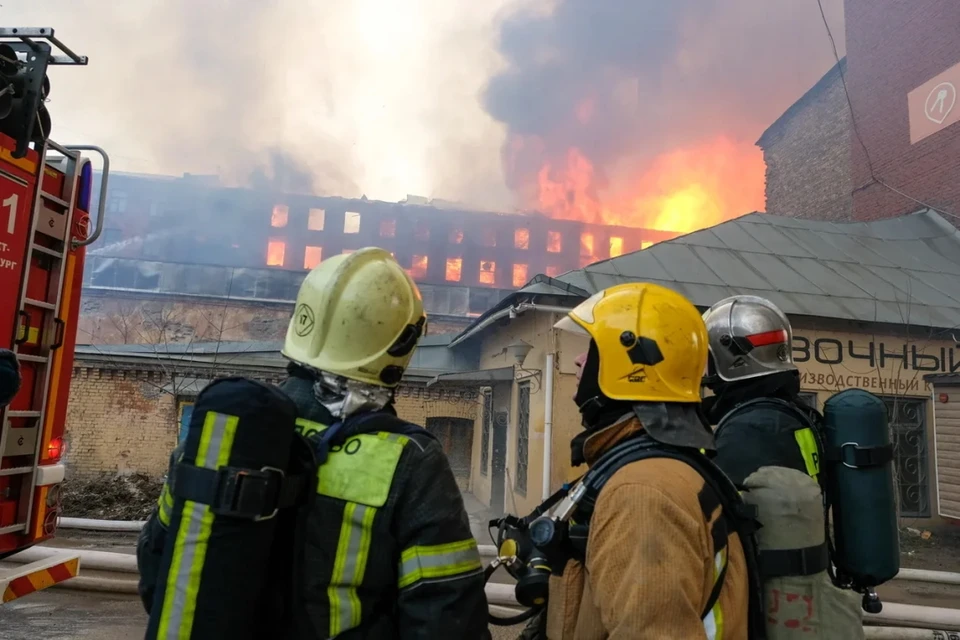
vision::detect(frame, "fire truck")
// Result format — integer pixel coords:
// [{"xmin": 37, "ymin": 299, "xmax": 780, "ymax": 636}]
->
[{"xmin": 0, "ymin": 28, "xmax": 109, "ymax": 603}]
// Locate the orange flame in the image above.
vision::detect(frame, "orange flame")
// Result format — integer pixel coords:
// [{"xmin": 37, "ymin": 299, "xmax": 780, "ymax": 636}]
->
[
  {"xmin": 513, "ymin": 263, "xmax": 529, "ymax": 288},
  {"xmin": 547, "ymin": 231, "xmax": 562, "ymax": 253},
  {"xmin": 446, "ymin": 257, "xmax": 463, "ymax": 282},
  {"xmin": 409, "ymin": 255, "xmax": 429, "ymax": 279},
  {"xmin": 479, "ymin": 260, "xmax": 497, "ymax": 285},
  {"xmin": 609, "ymin": 236, "xmax": 624, "ymax": 257},
  {"xmin": 531, "ymin": 136, "xmax": 764, "ymax": 234},
  {"xmin": 267, "ymin": 239, "xmax": 285, "ymax": 266},
  {"xmin": 304, "ymin": 245, "xmax": 323, "ymax": 269},
  {"xmin": 579, "ymin": 232, "xmax": 597, "ymax": 268},
  {"xmin": 515, "ymin": 228, "xmax": 530, "ymax": 250},
  {"xmin": 450, "ymin": 228, "xmax": 464, "ymax": 244}
]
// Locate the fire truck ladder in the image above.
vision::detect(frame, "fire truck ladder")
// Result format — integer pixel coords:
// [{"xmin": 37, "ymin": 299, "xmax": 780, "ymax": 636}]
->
[
  {"xmin": 0, "ymin": 139, "xmax": 88, "ymax": 536},
  {"xmin": 0, "ymin": 28, "xmax": 104, "ymax": 537}
]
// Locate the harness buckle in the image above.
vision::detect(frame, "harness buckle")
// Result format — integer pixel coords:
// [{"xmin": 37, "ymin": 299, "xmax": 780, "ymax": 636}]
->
[{"xmin": 213, "ymin": 466, "xmax": 285, "ymax": 521}]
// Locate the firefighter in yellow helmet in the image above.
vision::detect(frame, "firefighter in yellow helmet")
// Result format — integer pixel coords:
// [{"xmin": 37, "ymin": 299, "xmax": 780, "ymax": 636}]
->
[
  {"xmin": 539, "ymin": 282, "xmax": 753, "ymax": 639},
  {"xmin": 137, "ymin": 248, "xmax": 489, "ymax": 639},
  {"xmin": 278, "ymin": 248, "xmax": 489, "ymax": 638}
]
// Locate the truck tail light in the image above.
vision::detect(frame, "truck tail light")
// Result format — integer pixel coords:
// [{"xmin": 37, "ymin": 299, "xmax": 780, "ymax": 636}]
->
[{"xmin": 46, "ymin": 437, "xmax": 64, "ymax": 462}]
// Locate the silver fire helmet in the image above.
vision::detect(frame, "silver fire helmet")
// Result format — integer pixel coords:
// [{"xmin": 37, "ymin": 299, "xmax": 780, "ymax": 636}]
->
[{"xmin": 701, "ymin": 295, "xmax": 796, "ymax": 384}]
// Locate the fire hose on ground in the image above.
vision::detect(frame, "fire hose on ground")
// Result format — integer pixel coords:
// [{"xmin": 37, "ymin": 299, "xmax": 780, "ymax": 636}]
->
[
  {"xmin": 6, "ymin": 544, "xmax": 960, "ymax": 633},
  {"xmin": 52, "ymin": 519, "xmax": 960, "ymax": 591}
]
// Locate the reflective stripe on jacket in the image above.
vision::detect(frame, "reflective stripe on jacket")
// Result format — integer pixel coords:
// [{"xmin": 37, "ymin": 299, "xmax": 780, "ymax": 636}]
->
[
  {"xmin": 545, "ymin": 417, "xmax": 749, "ymax": 640},
  {"xmin": 136, "ymin": 375, "xmax": 489, "ymax": 640}
]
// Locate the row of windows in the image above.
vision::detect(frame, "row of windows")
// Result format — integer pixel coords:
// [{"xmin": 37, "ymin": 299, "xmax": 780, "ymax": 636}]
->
[
  {"xmin": 267, "ymin": 240, "xmax": 561, "ymax": 285},
  {"xmin": 269, "ymin": 205, "xmax": 650, "ymax": 256},
  {"xmin": 85, "ymin": 256, "xmax": 511, "ymax": 316}
]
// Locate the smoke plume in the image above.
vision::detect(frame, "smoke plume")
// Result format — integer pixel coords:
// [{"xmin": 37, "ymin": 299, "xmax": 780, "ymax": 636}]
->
[
  {"xmin": 4, "ymin": 0, "xmax": 515, "ymax": 206},
  {"xmin": 484, "ymin": 0, "xmax": 846, "ymax": 230}
]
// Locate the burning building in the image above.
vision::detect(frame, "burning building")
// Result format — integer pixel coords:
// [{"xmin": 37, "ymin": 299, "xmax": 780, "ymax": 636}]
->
[{"xmin": 85, "ymin": 172, "xmax": 677, "ymax": 329}]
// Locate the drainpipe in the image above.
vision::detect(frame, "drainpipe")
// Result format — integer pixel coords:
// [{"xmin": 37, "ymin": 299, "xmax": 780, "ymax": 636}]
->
[{"xmin": 542, "ymin": 352, "xmax": 555, "ymax": 501}]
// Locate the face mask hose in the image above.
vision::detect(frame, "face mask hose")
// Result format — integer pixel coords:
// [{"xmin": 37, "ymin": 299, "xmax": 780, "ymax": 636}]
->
[{"xmin": 484, "ymin": 480, "xmax": 584, "ymax": 626}]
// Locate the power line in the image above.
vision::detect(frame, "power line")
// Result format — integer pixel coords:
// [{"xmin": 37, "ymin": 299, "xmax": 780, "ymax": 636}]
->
[{"xmin": 815, "ymin": 0, "xmax": 960, "ymax": 222}]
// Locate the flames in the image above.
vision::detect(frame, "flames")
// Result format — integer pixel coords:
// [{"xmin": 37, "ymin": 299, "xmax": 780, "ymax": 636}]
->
[
  {"xmin": 446, "ymin": 257, "xmax": 463, "ymax": 282},
  {"xmin": 409, "ymin": 255, "xmax": 429, "ymax": 279},
  {"xmin": 267, "ymin": 239, "xmax": 285, "ymax": 266},
  {"xmin": 527, "ymin": 136, "xmax": 764, "ymax": 235}
]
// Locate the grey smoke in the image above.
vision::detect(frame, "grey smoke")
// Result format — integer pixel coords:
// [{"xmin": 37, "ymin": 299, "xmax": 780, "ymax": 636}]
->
[{"xmin": 484, "ymin": 0, "xmax": 846, "ymax": 201}]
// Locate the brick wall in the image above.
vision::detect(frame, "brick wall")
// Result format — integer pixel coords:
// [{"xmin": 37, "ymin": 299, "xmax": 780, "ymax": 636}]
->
[
  {"xmin": 845, "ymin": 0, "xmax": 960, "ymax": 223},
  {"xmin": 758, "ymin": 64, "xmax": 853, "ymax": 220},
  {"xmin": 394, "ymin": 385, "xmax": 479, "ymax": 424},
  {"xmin": 64, "ymin": 368, "xmax": 178, "ymax": 479},
  {"xmin": 64, "ymin": 362, "xmax": 479, "ymax": 480},
  {"xmin": 78, "ymin": 290, "xmax": 470, "ymax": 345}
]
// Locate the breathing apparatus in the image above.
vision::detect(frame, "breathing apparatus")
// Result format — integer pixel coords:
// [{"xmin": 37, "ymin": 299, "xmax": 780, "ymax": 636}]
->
[{"xmin": 484, "ymin": 479, "xmax": 586, "ymax": 626}]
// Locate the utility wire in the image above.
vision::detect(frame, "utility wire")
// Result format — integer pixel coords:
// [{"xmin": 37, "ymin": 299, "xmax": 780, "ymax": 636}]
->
[{"xmin": 815, "ymin": 0, "xmax": 960, "ymax": 222}]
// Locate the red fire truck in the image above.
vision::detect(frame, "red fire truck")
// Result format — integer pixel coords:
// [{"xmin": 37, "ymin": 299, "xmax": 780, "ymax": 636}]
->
[{"xmin": 0, "ymin": 28, "xmax": 109, "ymax": 603}]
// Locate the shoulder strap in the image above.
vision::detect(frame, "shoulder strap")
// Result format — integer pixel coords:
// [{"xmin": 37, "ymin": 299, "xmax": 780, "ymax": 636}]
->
[
  {"xmin": 717, "ymin": 396, "xmax": 818, "ymax": 433},
  {"xmin": 574, "ymin": 436, "xmax": 768, "ymax": 639}
]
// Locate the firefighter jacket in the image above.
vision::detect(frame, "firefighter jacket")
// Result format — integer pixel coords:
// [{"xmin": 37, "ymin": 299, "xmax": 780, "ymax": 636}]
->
[
  {"xmin": 137, "ymin": 374, "xmax": 489, "ymax": 639},
  {"xmin": 545, "ymin": 416, "xmax": 750, "ymax": 640},
  {"xmin": 0, "ymin": 349, "xmax": 20, "ymax": 407},
  {"xmin": 706, "ymin": 377, "xmax": 822, "ymax": 487}
]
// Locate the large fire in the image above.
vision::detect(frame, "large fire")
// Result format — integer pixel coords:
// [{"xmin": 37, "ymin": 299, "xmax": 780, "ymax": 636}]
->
[{"xmin": 530, "ymin": 136, "xmax": 764, "ymax": 235}]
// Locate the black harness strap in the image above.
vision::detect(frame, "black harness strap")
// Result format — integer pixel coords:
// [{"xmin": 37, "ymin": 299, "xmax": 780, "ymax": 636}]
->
[
  {"xmin": 570, "ymin": 435, "xmax": 768, "ymax": 639},
  {"xmin": 172, "ymin": 463, "xmax": 310, "ymax": 521}
]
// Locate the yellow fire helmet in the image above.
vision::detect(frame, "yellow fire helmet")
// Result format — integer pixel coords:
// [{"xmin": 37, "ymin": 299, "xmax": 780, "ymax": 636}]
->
[
  {"xmin": 282, "ymin": 247, "xmax": 427, "ymax": 388},
  {"xmin": 554, "ymin": 282, "xmax": 708, "ymax": 404}
]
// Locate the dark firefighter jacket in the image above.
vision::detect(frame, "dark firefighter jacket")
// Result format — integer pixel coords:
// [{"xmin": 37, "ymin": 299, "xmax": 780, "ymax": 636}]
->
[
  {"xmin": 137, "ymin": 374, "xmax": 489, "ymax": 639},
  {"xmin": 705, "ymin": 373, "xmax": 822, "ymax": 487},
  {"xmin": 0, "ymin": 349, "xmax": 20, "ymax": 407}
]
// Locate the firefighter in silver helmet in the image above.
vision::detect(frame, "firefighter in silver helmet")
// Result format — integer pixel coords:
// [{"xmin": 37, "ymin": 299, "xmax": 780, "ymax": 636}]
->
[
  {"xmin": 701, "ymin": 295, "xmax": 822, "ymax": 485},
  {"xmin": 137, "ymin": 248, "xmax": 489, "ymax": 639}
]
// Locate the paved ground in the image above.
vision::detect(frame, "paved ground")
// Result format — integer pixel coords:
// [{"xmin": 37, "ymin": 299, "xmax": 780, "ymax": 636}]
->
[{"xmin": 1, "ymin": 500, "xmax": 957, "ymax": 639}]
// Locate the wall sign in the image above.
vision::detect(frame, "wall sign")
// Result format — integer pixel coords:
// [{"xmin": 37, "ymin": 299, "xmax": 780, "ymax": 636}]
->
[
  {"xmin": 792, "ymin": 334, "xmax": 953, "ymax": 395},
  {"xmin": 908, "ymin": 61, "xmax": 960, "ymax": 143}
]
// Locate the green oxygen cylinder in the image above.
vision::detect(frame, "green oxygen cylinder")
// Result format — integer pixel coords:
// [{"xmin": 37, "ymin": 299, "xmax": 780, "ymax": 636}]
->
[{"xmin": 822, "ymin": 389, "xmax": 900, "ymax": 602}]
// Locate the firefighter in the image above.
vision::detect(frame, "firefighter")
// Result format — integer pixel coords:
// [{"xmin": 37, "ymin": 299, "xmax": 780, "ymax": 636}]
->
[
  {"xmin": 137, "ymin": 248, "xmax": 489, "ymax": 639},
  {"xmin": 700, "ymin": 295, "xmax": 821, "ymax": 485},
  {"xmin": 701, "ymin": 297, "xmax": 867, "ymax": 639},
  {"xmin": 0, "ymin": 349, "xmax": 20, "ymax": 407},
  {"xmin": 543, "ymin": 283, "xmax": 750, "ymax": 639}
]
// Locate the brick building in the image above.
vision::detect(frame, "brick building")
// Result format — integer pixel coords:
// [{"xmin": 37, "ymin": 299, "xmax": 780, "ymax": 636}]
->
[
  {"xmin": 756, "ymin": 60, "xmax": 852, "ymax": 221},
  {"xmin": 64, "ymin": 339, "xmax": 481, "ymax": 489},
  {"xmin": 758, "ymin": 0, "xmax": 960, "ymax": 225}
]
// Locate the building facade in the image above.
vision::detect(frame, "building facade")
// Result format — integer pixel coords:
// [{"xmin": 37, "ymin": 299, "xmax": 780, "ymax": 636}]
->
[
  {"xmin": 63, "ymin": 342, "xmax": 481, "ymax": 490},
  {"xmin": 758, "ymin": 0, "xmax": 960, "ymax": 226},
  {"xmin": 94, "ymin": 172, "xmax": 676, "ymax": 309},
  {"xmin": 452, "ymin": 210, "xmax": 960, "ymax": 525}
]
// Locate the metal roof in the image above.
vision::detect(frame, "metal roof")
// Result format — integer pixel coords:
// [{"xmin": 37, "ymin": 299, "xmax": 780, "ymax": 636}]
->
[{"xmin": 551, "ymin": 209, "xmax": 960, "ymax": 330}]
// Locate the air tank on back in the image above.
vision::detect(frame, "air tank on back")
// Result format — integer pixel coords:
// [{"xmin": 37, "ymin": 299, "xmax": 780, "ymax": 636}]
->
[{"xmin": 822, "ymin": 389, "xmax": 900, "ymax": 611}]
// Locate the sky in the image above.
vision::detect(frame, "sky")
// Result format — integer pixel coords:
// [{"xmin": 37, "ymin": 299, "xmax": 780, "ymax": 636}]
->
[{"xmin": 3, "ymin": 0, "xmax": 845, "ymax": 215}]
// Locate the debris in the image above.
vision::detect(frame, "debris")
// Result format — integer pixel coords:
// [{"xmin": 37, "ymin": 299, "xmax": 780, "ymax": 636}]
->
[
  {"xmin": 61, "ymin": 473, "xmax": 163, "ymax": 520},
  {"xmin": 905, "ymin": 527, "xmax": 922, "ymax": 537},
  {"xmin": 921, "ymin": 530, "xmax": 933, "ymax": 540}
]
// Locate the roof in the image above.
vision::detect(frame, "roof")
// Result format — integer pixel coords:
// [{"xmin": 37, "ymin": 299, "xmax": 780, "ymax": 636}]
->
[
  {"xmin": 75, "ymin": 339, "xmax": 472, "ymax": 383},
  {"xmin": 558, "ymin": 209, "xmax": 960, "ymax": 329},
  {"xmin": 453, "ymin": 209, "xmax": 960, "ymax": 344},
  {"xmin": 757, "ymin": 58, "xmax": 847, "ymax": 148}
]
